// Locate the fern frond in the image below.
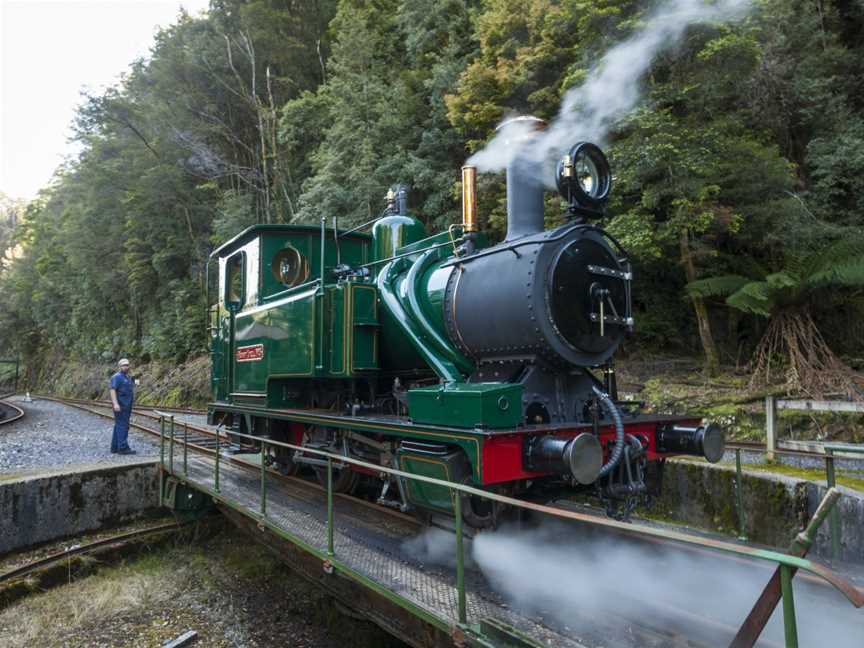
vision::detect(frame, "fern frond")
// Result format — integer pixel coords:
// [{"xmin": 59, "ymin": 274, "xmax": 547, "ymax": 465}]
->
[
  {"xmin": 804, "ymin": 236, "xmax": 864, "ymax": 276},
  {"xmin": 685, "ymin": 274, "xmax": 750, "ymax": 299},
  {"xmin": 726, "ymin": 281, "xmax": 772, "ymax": 317},
  {"xmin": 765, "ymin": 271, "xmax": 798, "ymax": 291},
  {"xmin": 807, "ymin": 258, "xmax": 864, "ymax": 288}
]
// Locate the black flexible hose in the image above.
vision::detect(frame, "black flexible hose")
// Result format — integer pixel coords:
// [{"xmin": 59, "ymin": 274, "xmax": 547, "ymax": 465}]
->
[{"xmin": 593, "ymin": 385, "xmax": 625, "ymax": 478}]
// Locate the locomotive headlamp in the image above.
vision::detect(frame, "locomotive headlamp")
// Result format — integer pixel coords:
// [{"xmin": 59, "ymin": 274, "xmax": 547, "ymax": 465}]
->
[{"xmin": 556, "ymin": 142, "xmax": 612, "ymax": 216}]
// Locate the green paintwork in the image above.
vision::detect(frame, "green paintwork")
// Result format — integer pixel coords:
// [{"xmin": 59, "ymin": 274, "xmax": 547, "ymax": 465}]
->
[
  {"xmin": 405, "ymin": 248, "xmax": 473, "ymax": 375},
  {"xmin": 371, "ymin": 213, "xmax": 426, "ymax": 263},
  {"xmin": 378, "ymin": 258, "xmax": 465, "ymax": 383},
  {"xmin": 207, "ymin": 402, "xmax": 486, "ymax": 482},
  {"xmin": 408, "ymin": 382, "xmax": 524, "ymax": 429},
  {"xmin": 397, "ymin": 447, "xmax": 468, "ymax": 513}
]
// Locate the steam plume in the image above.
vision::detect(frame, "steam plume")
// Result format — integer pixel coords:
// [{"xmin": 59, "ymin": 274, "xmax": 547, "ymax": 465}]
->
[
  {"xmin": 471, "ymin": 523, "xmax": 862, "ymax": 647},
  {"xmin": 468, "ymin": 0, "xmax": 753, "ymax": 179}
]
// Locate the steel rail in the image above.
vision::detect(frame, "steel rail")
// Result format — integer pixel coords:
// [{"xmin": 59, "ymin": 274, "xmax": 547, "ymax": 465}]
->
[
  {"xmin": 42, "ymin": 395, "xmax": 421, "ymax": 528},
  {"xmin": 34, "ymin": 394, "xmax": 206, "ymax": 416},
  {"xmin": 726, "ymin": 439, "xmax": 864, "ymax": 461},
  {"xmin": 0, "ymin": 398, "xmax": 24, "ymax": 426},
  {"xmin": 0, "ymin": 521, "xmax": 187, "ymax": 584}
]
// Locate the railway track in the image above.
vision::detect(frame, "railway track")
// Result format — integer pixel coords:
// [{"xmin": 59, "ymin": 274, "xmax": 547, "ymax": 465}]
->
[
  {"xmin": 33, "ymin": 394, "xmax": 864, "ymax": 647},
  {"xmin": 0, "ymin": 521, "xmax": 188, "ymax": 586},
  {"xmin": 0, "ymin": 395, "xmax": 24, "ymax": 426},
  {"xmin": 38, "ymin": 394, "xmax": 422, "ymax": 527}
]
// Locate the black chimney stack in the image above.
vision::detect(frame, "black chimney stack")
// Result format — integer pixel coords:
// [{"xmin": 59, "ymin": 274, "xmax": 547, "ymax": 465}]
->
[{"xmin": 499, "ymin": 116, "xmax": 546, "ymax": 242}]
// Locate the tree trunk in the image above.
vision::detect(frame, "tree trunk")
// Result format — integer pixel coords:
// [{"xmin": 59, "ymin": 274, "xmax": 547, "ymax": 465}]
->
[{"xmin": 680, "ymin": 229, "xmax": 720, "ymax": 375}]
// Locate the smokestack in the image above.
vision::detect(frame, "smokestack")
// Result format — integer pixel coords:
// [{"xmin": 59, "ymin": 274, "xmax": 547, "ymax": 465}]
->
[{"xmin": 498, "ymin": 116, "xmax": 546, "ymax": 241}]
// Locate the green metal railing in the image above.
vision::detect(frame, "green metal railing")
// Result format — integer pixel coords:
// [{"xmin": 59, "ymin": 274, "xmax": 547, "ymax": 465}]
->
[
  {"xmin": 158, "ymin": 417, "xmax": 864, "ymax": 647},
  {"xmin": 731, "ymin": 442, "xmax": 864, "ymax": 560}
]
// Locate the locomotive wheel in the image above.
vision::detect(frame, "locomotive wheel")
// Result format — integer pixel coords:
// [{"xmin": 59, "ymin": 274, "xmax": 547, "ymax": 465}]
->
[
  {"xmin": 305, "ymin": 426, "xmax": 359, "ymax": 494},
  {"xmin": 314, "ymin": 464, "xmax": 359, "ymax": 494},
  {"xmin": 268, "ymin": 446, "xmax": 298, "ymax": 476},
  {"xmin": 460, "ymin": 476, "xmax": 502, "ymax": 529}
]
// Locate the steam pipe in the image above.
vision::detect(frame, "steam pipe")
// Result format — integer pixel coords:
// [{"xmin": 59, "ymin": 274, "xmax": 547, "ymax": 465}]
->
[
  {"xmin": 376, "ymin": 259, "xmax": 463, "ymax": 384},
  {"xmin": 404, "ymin": 249, "xmax": 473, "ymax": 375},
  {"xmin": 593, "ymin": 385, "xmax": 625, "ymax": 478}
]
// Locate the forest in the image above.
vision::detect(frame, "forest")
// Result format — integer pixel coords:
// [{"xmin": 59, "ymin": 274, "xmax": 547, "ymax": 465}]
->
[{"xmin": 1, "ymin": 0, "xmax": 862, "ymax": 398}]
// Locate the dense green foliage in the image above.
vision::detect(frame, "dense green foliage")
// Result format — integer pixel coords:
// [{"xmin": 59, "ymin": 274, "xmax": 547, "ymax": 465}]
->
[{"xmin": 1, "ymin": 0, "xmax": 862, "ymax": 379}]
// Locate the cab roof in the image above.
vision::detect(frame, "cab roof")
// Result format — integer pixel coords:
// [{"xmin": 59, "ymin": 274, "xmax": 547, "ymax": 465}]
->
[{"xmin": 210, "ymin": 224, "xmax": 372, "ymax": 258}]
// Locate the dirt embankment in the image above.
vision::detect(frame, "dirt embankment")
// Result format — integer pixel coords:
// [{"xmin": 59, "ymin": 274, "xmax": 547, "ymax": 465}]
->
[{"xmin": 24, "ymin": 355, "xmax": 211, "ymax": 409}]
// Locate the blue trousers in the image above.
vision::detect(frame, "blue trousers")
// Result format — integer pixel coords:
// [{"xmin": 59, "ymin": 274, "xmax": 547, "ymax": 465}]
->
[{"xmin": 112, "ymin": 407, "xmax": 132, "ymax": 451}]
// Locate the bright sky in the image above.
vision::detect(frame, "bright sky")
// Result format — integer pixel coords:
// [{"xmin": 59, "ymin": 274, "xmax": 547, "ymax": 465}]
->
[{"xmin": 0, "ymin": 0, "xmax": 210, "ymax": 201}]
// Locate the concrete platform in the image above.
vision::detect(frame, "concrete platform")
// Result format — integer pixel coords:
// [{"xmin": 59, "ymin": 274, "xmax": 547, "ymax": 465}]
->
[{"xmin": 0, "ymin": 460, "xmax": 159, "ymax": 556}]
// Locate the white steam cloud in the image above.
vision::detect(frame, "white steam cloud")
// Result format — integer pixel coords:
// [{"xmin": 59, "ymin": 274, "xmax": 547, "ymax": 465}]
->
[
  {"xmin": 471, "ymin": 523, "xmax": 863, "ymax": 647},
  {"xmin": 468, "ymin": 0, "xmax": 753, "ymax": 180}
]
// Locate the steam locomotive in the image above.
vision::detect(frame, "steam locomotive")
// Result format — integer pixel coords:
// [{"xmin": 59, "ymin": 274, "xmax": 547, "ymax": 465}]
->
[{"xmin": 207, "ymin": 116, "xmax": 724, "ymax": 526}]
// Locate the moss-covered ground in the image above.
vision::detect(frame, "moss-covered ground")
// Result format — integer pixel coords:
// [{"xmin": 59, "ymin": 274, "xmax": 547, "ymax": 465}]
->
[{"xmin": 0, "ymin": 524, "xmax": 405, "ymax": 648}]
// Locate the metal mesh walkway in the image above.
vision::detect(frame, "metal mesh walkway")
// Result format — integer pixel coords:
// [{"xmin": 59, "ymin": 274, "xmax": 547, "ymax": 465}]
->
[{"xmin": 176, "ymin": 454, "xmax": 592, "ymax": 647}]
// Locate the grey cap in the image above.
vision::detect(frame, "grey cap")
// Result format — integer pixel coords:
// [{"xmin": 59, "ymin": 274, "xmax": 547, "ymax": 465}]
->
[{"xmin": 118, "ymin": 358, "xmax": 130, "ymax": 367}]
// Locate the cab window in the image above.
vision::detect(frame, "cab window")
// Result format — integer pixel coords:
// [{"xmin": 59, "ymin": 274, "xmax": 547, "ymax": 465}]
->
[
  {"xmin": 271, "ymin": 246, "xmax": 309, "ymax": 288},
  {"xmin": 225, "ymin": 253, "xmax": 244, "ymax": 309}
]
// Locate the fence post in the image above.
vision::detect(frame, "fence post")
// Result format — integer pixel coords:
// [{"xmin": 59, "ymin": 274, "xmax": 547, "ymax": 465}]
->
[
  {"xmin": 159, "ymin": 416, "xmax": 165, "ymax": 504},
  {"xmin": 765, "ymin": 396, "xmax": 776, "ymax": 461},
  {"xmin": 168, "ymin": 415, "xmax": 175, "ymax": 474},
  {"xmin": 735, "ymin": 447, "xmax": 747, "ymax": 540},
  {"xmin": 260, "ymin": 441, "xmax": 267, "ymax": 517},
  {"xmin": 183, "ymin": 421, "xmax": 188, "ymax": 476},
  {"xmin": 327, "ymin": 457, "xmax": 334, "ymax": 557},
  {"xmin": 214, "ymin": 430, "xmax": 220, "ymax": 493},
  {"xmin": 453, "ymin": 489, "xmax": 467, "ymax": 625},
  {"xmin": 825, "ymin": 449, "xmax": 840, "ymax": 562},
  {"xmin": 780, "ymin": 565, "xmax": 799, "ymax": 648}
]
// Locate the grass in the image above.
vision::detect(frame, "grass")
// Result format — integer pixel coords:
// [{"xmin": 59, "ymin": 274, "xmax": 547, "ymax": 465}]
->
[
  {"xmin": 0, "ymin": 527, "xmax": 406, "ymax": 648},
  {"xmin": 743, "ymin": 462, "xmax": 864, "ymax": 492}
]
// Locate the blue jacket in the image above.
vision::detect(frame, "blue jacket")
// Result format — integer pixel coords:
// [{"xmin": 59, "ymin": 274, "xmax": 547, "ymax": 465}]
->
[{"xmin": 110, "ymin": 371, "xmax": 134, "ymax": 409}]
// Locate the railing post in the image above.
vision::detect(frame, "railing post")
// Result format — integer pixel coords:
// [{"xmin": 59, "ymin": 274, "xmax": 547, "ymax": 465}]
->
[
  {"xmin": 453, "ymin": 489, "xmax": 467, "ymax": 625},
  {"xmin": 825, "ymin": 449, "xmax": 840, "ymax": 562},
  {"xmin": 765, "ymin": 396, "xmax": 776, "ymax": 461},
  {"xmin": 327, "ymin": 457, "xmax": 334, "ymax": 557},
  {"xmin": 214, "ymin": 429, "xmax": 221, "ymax": 493},
  {"xmin": 159, "ymin": 416, "xmax": 165, "ymax": 504},
  {"xmin": 168, "ymin": 415, "xmax": 175, "ymax": 474},
  {"xmin": 183, "ymin": 421, "xmax": 188, "ymax": 476},
  {"xmin": 735, "ymin": 447, "xmax": 747, "ymax": 540},
  {"xmin": 780, "ymin": 565, "xmax": 799, "ymax": 648},
  {"xmin": 260, "ymin": 441, "xmax": 267, "ymax": 517}
]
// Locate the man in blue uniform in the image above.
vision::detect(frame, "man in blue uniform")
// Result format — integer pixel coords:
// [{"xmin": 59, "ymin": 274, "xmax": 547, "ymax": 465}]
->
[{"xmin": 110, "ymin": 358, "xmax": 136, "ymax": 454}]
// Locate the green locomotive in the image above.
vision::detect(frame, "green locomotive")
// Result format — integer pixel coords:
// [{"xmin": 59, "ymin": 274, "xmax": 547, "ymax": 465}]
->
[{"xmin": 208, "ymin": 118, "xmax": 724, "ymax": 526}]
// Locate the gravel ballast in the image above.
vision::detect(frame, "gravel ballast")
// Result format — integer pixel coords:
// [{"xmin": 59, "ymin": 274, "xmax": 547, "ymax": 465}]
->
[{"xmin": 0, "ymin": 396, "xmax": 160, "ymax": 474}]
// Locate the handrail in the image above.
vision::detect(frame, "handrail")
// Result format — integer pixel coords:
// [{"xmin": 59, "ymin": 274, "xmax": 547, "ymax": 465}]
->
[{"xmin": 158, "ymin": 417, "xmax": 864, "ymax": 611}]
